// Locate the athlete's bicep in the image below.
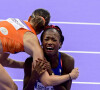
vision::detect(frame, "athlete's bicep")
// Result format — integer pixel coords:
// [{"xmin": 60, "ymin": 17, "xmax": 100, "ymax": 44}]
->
[{"xmin": 23, "ymin": 32, "xmax": 40, "ymax": 56}]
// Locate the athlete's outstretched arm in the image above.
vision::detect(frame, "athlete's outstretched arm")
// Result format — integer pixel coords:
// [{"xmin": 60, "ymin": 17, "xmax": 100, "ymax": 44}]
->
[
  {"xmin": 0, "ymin": 53, "xmax": 24, "ymax": 68},
  {"xmin": 0, "ymin": 53, "xmax": 10, "ymax": 63},
  {"xmin": 2, "ymin": 58, "xmax": 24, "ymax": 68}
]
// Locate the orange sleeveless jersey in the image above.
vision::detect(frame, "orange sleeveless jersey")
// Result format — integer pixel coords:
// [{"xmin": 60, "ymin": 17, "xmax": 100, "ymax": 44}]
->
[{"xmin": 0, "ymin": 19, "xmax": 36, "ymax": 53}]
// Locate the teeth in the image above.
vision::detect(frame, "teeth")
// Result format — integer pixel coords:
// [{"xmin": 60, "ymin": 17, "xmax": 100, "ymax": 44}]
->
[
  {"xmin": 47, "ymin": 47, "xmax": 53, "ymax": 50},
  {"xmin": 47, "ymin": 47, "xmax": 52, "ymax": 49}
]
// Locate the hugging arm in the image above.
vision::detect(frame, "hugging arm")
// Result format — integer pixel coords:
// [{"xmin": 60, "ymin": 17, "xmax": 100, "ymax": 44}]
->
[{"xmin": 23, "ymin": 57, "xmax": 78, "ymax": 90}]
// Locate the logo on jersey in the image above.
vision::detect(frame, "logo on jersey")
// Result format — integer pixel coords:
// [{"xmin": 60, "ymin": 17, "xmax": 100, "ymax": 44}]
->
[
  {"xmin": 59, "ymin": 69, "xmax": 61, "ymax": 73},
  {"xmin": 36, "ymin": 82, "xmax": 54, "ymax": 90},
  {"xmin": 0, "ymin": 27, "xmax": 8, "ymax": 35}
]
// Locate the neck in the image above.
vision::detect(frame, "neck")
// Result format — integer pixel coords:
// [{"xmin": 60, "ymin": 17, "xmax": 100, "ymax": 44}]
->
[{"xmin": 44, "ymin": 53, "xmax": 59, "ymax": 68}]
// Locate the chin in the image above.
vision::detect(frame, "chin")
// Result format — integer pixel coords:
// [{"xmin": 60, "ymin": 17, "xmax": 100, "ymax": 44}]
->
[{"xmin": 45, "ymin": 52, "xmax": 55, "ymax": 56}]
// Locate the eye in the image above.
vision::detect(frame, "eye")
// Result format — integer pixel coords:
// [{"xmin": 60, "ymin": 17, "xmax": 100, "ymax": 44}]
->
[
  {"xmin": 44, "ymin": 38, "xmax": 49, "ymax": 41},
  {"xmin": 53, "ymin": 39, "xmax": 57, "ymax": 42}
]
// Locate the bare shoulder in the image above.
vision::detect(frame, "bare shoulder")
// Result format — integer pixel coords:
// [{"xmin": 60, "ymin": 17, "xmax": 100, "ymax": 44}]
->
[
  {"xmin": 60, "ymin": 52, "xmax": 74, "ymax": 73},
  {"xmin": 60, "ymin": 52, "xmax": 74, "ymax": 62},
  {"xmin": 23, "ymin": 32, "xmax": 38, "ymax": 42}
]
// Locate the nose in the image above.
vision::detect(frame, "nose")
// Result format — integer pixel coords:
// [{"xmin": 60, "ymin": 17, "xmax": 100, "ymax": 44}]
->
[{"xmin": 47, "ymin": 40, "xmax": 53, "ymax": 45}]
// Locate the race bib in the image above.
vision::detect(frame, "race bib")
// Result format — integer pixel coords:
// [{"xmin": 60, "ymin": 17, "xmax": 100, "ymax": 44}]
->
[
  {"xmin": 36, "ymin": 82, "xmax": 54, "ymax": 90},
  {"xmin": 6, "ymin": 18, "xmax": 30, "ymax": 30}
]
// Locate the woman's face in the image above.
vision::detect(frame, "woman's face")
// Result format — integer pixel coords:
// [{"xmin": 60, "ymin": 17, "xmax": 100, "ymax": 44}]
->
[{"xmin": 42, "ymin": 29, "xmax": 62, "ymax": 56}]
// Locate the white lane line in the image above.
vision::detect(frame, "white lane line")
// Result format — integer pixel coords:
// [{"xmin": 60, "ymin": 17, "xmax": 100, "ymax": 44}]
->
[
  {"xmin": 50, "ymin": 21, "xmax": 100, "ymax": 25},
  {"xmin": 60, "ymin": 50, "xmax": 100, "ymax": 54},
  {"xmin": 72, "ymin": 82, "xmax": 100, "ymax": 85},
  {"xmin": 0, "ymin": 19, "xmax": 100, "ymax": 25},
  {"xmin": 13, "ymin": 79, "xmax": 23, "ymax": 81},
  {"xmin": 13, "ymin": 79, "xmax": 100, "ymax": 85}
]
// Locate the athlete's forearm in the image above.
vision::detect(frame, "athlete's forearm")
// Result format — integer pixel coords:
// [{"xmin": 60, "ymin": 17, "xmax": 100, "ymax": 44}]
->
[
  {"xmin": 0, "ymin": 53, "xmax": 10, "ymax": 63},
  {"xmin": 0, "ymin": 53, "xmax": 24, "ymax": 68},
  {"xmin": 2, "ymin": 58, "xmax": 24, "ymax": 68},
  {"xmin": 40, "ymin": 71, "xmax": 70, "ymax": 87}
]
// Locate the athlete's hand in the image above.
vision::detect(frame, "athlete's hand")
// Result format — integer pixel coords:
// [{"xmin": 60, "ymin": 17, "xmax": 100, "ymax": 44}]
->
[
  {"xmin": 69, "ymin": 68, "xmax": 79, "ymax": 80},
  {"xmin": 32, "ymin": 59, "xmax": 47, "ymax": 77},
  {"xmin": 38, "ymin": 58, "xmax": 53, "ymax": 75}
]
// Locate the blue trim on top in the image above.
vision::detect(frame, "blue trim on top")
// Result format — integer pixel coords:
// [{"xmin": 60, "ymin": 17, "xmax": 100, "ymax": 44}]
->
[{"xmin": 52, "ymin": 52, "xmax": 62, "ymax": 75}]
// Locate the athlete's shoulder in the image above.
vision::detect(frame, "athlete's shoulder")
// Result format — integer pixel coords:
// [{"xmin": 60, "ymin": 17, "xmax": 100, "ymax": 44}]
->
[
  {"xmin": 60, "ymin": 52, "xmax": 74, "ymax": 74},
  {"xmin": 60, "ymin": 52, "xmax": 74, "ymax": 62}
]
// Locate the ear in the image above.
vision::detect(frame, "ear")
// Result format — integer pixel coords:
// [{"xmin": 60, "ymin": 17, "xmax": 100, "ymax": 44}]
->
[{"xmin": 28, "ymin": 16, "xmax": 31, "ymax": 22}]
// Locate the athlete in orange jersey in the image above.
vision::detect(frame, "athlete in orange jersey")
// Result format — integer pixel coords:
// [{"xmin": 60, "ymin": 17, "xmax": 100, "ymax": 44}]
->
[{"xmin": 0, "ymin": 8, "xmax": 50, "ymax": 90}]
